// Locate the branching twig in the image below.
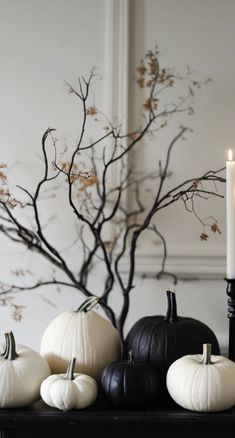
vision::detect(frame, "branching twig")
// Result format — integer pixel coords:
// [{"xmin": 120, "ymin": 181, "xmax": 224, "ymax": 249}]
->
[{"xmin": 0, "ymin": 48, "xmax": 225, "ymax": 342}]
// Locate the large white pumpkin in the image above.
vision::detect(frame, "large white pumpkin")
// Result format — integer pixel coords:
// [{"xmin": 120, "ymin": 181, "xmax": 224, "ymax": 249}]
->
[
  {"xmin": 40, "ymin": 297, "xmax": 121, "ymax": 380},
  {"xmin": 41, "ymin": 357, "xmax": 98, "ymax": 411},
  {"xmin": 167, "ymin": 343, "xmax": 235, "ymax": 412},
  {"xmin": 0, "ymin": 331, "xmax": 50, "ymax": 408}
]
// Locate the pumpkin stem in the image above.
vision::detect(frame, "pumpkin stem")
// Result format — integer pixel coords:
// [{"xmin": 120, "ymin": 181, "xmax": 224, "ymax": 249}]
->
[
  {"xmin": 1, "ymin": 332, "xmax": 9, "ymax": 357},
  {"xmin": 76, "ymin": 296, "xmax": 99, "ymax": 313},
  {"xmin": 64, "ymin": 357, "xmax": 76, "ymax": 380},
  {"xmin": 164, "ymin": 289, "xmax": 178, "ymax": 323},
  {"xmin": 128, "ymin": 350, "xmax": 135, "ymax": 364},
  {"xmin": 3, "ymin": 331, "xmax": 18, "ymax": 361},
  {"xmin": 201, "ymin": 343, "xmax": 212, "ymax": 365}
]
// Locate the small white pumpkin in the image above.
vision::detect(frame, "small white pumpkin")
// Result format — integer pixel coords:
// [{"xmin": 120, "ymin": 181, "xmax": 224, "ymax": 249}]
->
[
  {"xmin": 40, "ymin": 296, "xmax": 121, "ymax": 380},
  {"xmin": 0, "ymin": 331, "xmax": 50, "ymax": 408},
  {"xmin": 40, "ymin": 357, "xmax": 98, "ymax": 411},
  {"xmin": 167, "ymin": 343, "xmax": 235, "ymax": 412}
]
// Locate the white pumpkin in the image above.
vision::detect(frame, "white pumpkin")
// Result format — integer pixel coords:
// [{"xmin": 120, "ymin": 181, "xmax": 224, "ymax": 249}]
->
[
  {"xmin": 40, "ymin": 296, "xmax": 121, "ymax": 380},
  {"xmin": 167, "ymin": 343, "xmax": 235, "ymax": 412},
  {"xmin": 40, "ymin": 357, "xmax": 98, "ymax": 411},
  {"xmin": 0, "ymin": 331, "xmax": 50, "ymax": 408}
]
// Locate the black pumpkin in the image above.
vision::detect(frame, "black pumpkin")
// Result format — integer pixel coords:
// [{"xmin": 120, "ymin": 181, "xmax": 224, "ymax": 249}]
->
[
  {"xmin": 123, "ymin": 289, "xmax": 220, "ymax": 385},
  {"xmin": 101, "ymin": 351, "xmax": 160, "ymax": 409}
]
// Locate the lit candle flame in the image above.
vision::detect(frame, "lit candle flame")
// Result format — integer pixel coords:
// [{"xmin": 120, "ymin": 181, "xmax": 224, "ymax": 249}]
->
[{"xmin": 228, "ymin": 149, "xmax": 233, "ymax": 161}]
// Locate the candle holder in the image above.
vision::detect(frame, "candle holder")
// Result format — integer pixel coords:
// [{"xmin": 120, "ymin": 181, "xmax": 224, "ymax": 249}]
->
[{"xmin": 226, "ymin": 279, "xmax": 235, "ymax": 361}]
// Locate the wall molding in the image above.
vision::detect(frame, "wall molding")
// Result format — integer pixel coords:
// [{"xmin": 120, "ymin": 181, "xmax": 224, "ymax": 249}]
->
[
  {"xmin": 105, "ymin": 0, "xmax": 130, "ymax": 125},
  {"xmin": 120, "ymin": 247, "xmax": 226, "ymax": 280},
  {"xmin": 104, "ymin": 0, "xmax": 130, "ymax": 232}
]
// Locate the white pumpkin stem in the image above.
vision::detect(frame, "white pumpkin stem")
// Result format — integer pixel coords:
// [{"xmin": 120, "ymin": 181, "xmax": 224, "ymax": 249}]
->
[
  {"xmin": 64, "ymin": 357, "xmax": 76, "ymax": 380},
  {"xmin": 3, "ymin": 331, "xmax": 18, "ymax": 361},
  {"xmin": 76, "ymin": 296, "xmax": 99, "ymax": 313},
  {"xmin": 1, "ymin": 332, "xmax": 9, "ymax": 357},
  {"xmin": 164, "ymin": 289, "xmax": 178, "ymax": 323},
  {"xmin": 201, "ymin": 343, "xmax": 212, "ymax": 365},
  {"xmin": 128, "ymin": 350, "xmax": 135, "ymax": 364}
]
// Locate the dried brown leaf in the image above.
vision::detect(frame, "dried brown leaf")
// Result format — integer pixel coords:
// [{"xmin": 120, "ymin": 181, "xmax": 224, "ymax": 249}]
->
[
  {"xmin": 211, "ymin": 222, "xmax": 221, "ymax": 235},
  {"xmin": 200, "ymin": 233, "xmax": 209, "ymax": 241},
  {"xmin": 86, "ymin": 106, "xmax": 98, "ymax": 116},
  {"xmin": 136, "ymin": 78, "xmax": 145, "ymax": 88},
  {"xmin": 137, "ymin": 62, "xmax": 147, "ymax": 76},
  {"xmin": 143, "ymin": 97, "xmax": 158, "ymax": 111},
  {"xmin": 0, "ymin": 172, "xmax": 7, "ymax": 181},
  {"xmin": 79, "ymin": 172, "xmax": 98, "ymax": 191}
]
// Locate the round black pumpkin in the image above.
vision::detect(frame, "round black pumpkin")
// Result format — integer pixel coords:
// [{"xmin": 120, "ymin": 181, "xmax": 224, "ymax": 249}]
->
[
  {"xmin": 123, "ymin": 289, "xmax": 220, "ymax": 385},
  {"xmin": 101, "ymin": 351, "xmax": 160, "ymax": 409}
]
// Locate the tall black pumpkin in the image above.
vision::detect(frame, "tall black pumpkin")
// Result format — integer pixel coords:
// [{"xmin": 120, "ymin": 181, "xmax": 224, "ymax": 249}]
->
[{"xmin": 123, "ymin": 289, "xmax": 220, "ymax": 385}]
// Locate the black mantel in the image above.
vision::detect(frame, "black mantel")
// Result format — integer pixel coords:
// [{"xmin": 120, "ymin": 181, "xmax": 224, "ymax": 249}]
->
[{"xmin": 1, "ymin": 396, "xmax": 235, "ymax": 438}]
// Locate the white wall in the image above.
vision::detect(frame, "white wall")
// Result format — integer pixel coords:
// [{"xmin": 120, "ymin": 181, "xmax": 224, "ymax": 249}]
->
[
  {"xmin": 0, "ymin": 0, "xmax": 109, "ymax": 348},
  {"xmin": 0, "ymin": 0, "xmax": 233, "ymax": 353}
]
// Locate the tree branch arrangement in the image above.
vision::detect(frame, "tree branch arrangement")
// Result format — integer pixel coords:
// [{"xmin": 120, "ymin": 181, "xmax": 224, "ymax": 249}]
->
[{"xmin": 0, "ymin": 48, "xmax": 225, "ymax": 341}]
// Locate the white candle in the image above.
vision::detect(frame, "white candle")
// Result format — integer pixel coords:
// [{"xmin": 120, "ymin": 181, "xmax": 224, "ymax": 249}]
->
[{"xmin": 226, "ymin": 149, "xmax": 235, "ymax": 278}]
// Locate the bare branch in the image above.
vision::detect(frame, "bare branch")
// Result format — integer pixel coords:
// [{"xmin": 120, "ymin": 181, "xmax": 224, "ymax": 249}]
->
[{"xmin": 0, "ymin": 48, "xmax": 225, "ymax": 342}]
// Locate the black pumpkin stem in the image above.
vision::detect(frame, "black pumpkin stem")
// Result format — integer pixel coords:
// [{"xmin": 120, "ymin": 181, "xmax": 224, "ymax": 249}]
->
[
  {"xmin": 164, "ymin": 289, "xmax": 178, "ymax": 323},
  {"xmin": 3, "ymin": 331, "xmax": 18, "ymax": 361},
  {"xmin": 128, "ymin": 350, "xmax": 135, "ymax": 364},
  {"xmin": 65, "ymin": 357, "xmax": 76, "ymax": 380},
  {"xmin": 201, "ymin": 343, "xmax": 212, "ymax": 365},
  {"xmin": 76, "ymin": 296, "xmax": 99, "ymax": 313}
]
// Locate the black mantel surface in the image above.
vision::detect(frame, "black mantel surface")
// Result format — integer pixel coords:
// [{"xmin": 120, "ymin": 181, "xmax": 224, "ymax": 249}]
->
[{"xmin": 1, "ymin": 395, "xmax": 235, "ymax": 438}]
